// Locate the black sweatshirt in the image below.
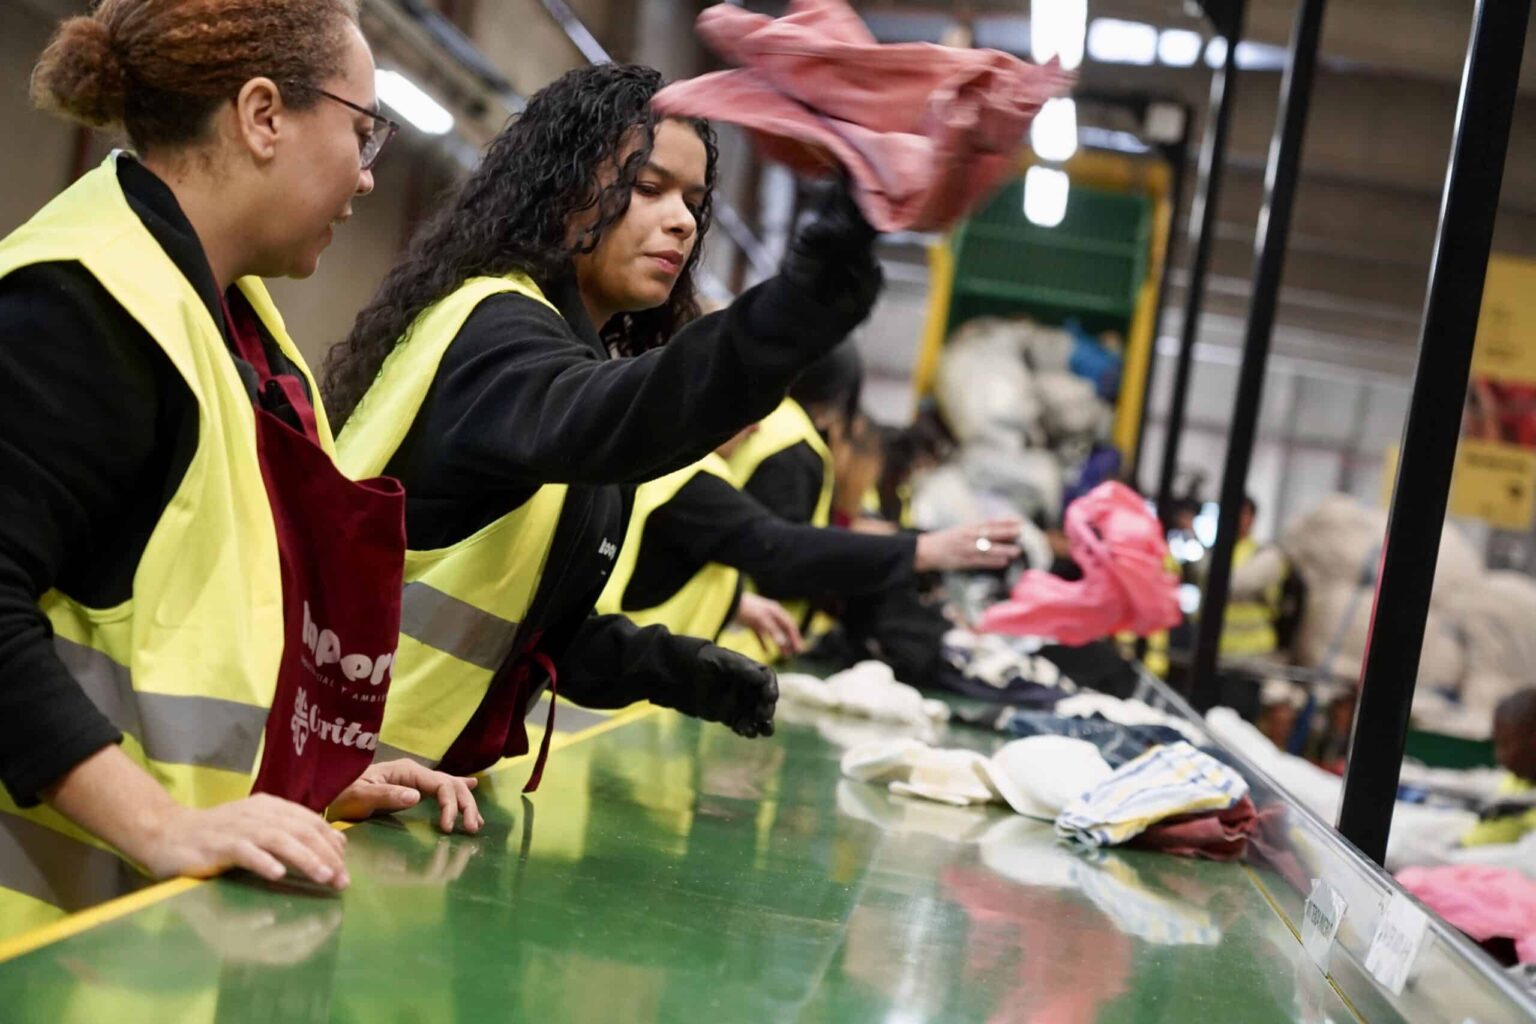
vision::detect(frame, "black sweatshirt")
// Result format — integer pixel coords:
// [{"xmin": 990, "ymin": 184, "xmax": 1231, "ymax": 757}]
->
[
  {"xmin": 380, "ymin": 244, "xmax": 880, "ymax": 717},
  {"xmin": 623, "ymin": 471, "xmax": 916, "ymax": 612},
  {"xmin": 741, "ymin": 442, "xmax": 828, "ymax": 526},
  {"xmin": 0, "ymin": 159, "xmax": 314, "ymax": 806}
]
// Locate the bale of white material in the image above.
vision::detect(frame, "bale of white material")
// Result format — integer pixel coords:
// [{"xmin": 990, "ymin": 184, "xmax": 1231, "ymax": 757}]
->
[
  {"xmin": 1439, "ymin": 571, "xmax": 1536, "ymax": 682},
  {"xmin": 1291, "ymin": 579, "xmax": 1465, "ymax": 687},
  {"xmin": 934, "ymin": 318, "xmax": 1041, "ymax": 445},
  {"xmin": 1279, "ymin": 493, "xmax": 1483, "ymax": 604},
  {"xmin": 1020, "ymin": 323, "xmax": 1075, "ymax": 374},
  {"xmin": 961, "ymin": 443, "xmax": 1063, "ymax": 527},
  {"xmin": 1035, "ymin": 371, "xmax": 1111, "ymax": 446}
]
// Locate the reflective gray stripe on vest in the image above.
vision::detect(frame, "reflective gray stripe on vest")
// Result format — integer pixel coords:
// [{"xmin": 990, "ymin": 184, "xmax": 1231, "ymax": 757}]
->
[
  {"xmin": 399, "ymin": 581, "xmax": 519, "ymax": 671},
  {"xmin": 0, "ymin": 814, "xmax": 144, "ymax": 911},
  {"xmin": 54, "ymin": 638, "xmax": 266, "ymax": 774},
  {"xmin": 373, "ymin": 742, "xmax": 434, "ymax": 768}
]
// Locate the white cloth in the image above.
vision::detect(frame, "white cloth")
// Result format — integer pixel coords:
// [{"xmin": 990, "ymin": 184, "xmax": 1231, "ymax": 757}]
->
[
  {"xmin": 777, "ymin": 661, "xmax": 950, "ymax": 729},
  {"xmin": 1053, "ymin": 693, "xmax": 1204, "ymax": 744},
  {"xmin": 840, "ymin": 734, "xmax": 1112, "ymax": 818},
  {"xmin": 984, "ymin": 736, "xmax": 1113, "ymax": 819}
]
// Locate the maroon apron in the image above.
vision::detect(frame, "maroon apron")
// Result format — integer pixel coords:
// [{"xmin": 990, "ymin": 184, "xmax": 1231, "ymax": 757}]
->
[
  {"xmin": 438, "ymin": 642, "xmax": 558, "ymax": 792},
  {"xmin": 222, "ymin": 294, "xmax": 407, "ymax": 813}
]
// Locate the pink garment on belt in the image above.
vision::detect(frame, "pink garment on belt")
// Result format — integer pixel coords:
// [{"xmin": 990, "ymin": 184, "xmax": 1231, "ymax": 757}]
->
[
  {"xmin": 1396, "ymin": 865, "xmax": 1536, "ymax": 964},
  {"xmin": 1130, "ymin": 795, "xmax": 1259, "ymax": 862},
  {"xmin": 651, "ymin": 0, "xmax": 1072, "ymax": 232},
  {"xmin": 978, "ymin": 481, "xmax": 1181, "ymax": 645}
]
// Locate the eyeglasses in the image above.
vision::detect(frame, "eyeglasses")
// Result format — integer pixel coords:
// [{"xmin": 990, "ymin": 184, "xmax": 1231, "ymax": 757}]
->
[{"xmin": 315, "ymin": 88, "xmax": 400, "ymax": 171}]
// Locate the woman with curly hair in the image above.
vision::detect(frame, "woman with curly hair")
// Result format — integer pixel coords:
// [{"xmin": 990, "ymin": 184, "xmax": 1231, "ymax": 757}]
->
[
  {"xmin": 325, "ymin": 62, "xmax": 882, "ymax": 783},
  {"xmin": 0, "ymin": 0, "xmax": 482, "ymax": 935}
]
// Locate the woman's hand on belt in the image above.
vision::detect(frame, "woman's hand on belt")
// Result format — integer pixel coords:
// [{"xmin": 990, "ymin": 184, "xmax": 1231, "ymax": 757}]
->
[
  {"xmin": 328, "ymin": 759, "xmax": 482, "ymax": 835},
  {"xmin": 135, "ymin": 792, "xmax": 350, "ymax": 889}
]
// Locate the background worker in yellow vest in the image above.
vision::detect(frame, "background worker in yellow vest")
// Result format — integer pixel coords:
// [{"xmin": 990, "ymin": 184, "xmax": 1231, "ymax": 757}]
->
[
  {"xmin": 1222, "ymin": 496, "xmax": 1288, "ymax": 659},
  {"xmin": 324, "ymin": 64, "xmax": 886, "ymax": 781},
  {"xmin": 0, "ymin": 0, "xmax": 479, "ymax": 937},
  {"xmin": 601, "ymin": 420, "xmax": 1020, "ymax": 661}
]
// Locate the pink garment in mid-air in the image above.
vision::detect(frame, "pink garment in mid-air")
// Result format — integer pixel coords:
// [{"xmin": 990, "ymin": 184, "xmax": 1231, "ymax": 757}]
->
[
  {"xmin": 978, "ymin": 481, "xmax": 1180, "ymax": 645},
  {"xmin": 1397, "ymin": 865, "xmax": 1536, "ymax": 964},
  {"xmin": 650, "ymin": 0, "xmax": 1072, "ymax": 232}
]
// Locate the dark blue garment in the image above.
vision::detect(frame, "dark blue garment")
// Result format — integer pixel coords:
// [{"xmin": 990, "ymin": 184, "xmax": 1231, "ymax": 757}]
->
[{"xmin": 992, "ymin": 710, "xmax": 1191, "ymax": 768}]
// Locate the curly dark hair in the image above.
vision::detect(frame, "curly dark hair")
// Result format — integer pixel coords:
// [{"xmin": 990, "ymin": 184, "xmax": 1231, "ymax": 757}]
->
[{"xmin": 323, "ymin": 63, "xmax": 717, "ymax": 428}]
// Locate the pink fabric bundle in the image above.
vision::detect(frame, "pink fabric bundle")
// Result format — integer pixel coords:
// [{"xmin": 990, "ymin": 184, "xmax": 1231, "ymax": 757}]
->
[
  {"xmin": 1130, "ymin": 795, "xmax": 1259, "ymax": 862},
  {"xmin": 651, "ymin": 0, "xmax": 1072, "ymax": 232},
  {"xmin": 1397, "ymin": 865, "xmax": 1536, "ymax": 963},
  {"xmin": 978, "ymin": 481, "xmax": 1181, "ymax": 645}
]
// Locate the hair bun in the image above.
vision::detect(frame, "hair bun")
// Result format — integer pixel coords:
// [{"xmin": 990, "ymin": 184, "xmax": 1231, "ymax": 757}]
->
[{"xmin": 30, "ymin": 16, "xmax": 128, "ymax": 128}]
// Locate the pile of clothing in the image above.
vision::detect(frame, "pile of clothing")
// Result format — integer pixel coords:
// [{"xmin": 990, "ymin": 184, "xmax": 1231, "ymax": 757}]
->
[
  {"xmin": 840, "ymin": 694, "xmax": 1259, "ymax": 862},
  {"xmin": 921, "ymin": 316, "xmax": 1121, "ymax": 529},
  {"xmin": 1283, "ymin": 494, "xmax": 1536, "ymax": 739}
]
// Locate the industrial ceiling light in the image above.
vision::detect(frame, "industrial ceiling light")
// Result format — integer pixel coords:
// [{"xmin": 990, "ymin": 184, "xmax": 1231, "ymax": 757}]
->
[
  {"xmin": 1158, "ymin": 28, "xmax": 1204, "ymax": 67},
  {"xmin": 376, "ymin": 68, "xmax": 455, "ymax": 135},
  {"xmin": 1030, "ymin": 0, "xmax": 1086, "ymax": 70},
  {"xmin": 1023, "ymin": 165, "xmax": 1070, "ymax": 228},
  {"xmin": 1086, "ymin": 18, "xmax": 1158, "ymax": 65},
  {"xmin": 1030, "ymin": 98, "xmax": 1079, "ymax": 163}
]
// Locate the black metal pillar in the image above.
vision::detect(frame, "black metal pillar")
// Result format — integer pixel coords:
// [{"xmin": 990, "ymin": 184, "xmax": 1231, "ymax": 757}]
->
[
  {"xmin": 1338, "ymin": 0, "xmax": 1532, "ymax": 865},
  {"xmin": 1190, "ymin": 0, "xmax": 1327, "ymax": 710},
  {"xmin": 1153, "ymin": 0, "xmax": 1245, "ymax": 525}
]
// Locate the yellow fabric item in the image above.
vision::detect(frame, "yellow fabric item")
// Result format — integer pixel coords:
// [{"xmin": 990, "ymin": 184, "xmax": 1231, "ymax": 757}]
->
[
  {"xmin": 0, "ymin": 154, "xmax": 319, "ymax": 930},
  {"xmin": 1220, "ymin": 538, "xmax": 1280, "ymax": 657},
  {"xmin": 595, "ymin": 455, "xmax": 741, "ymax": 642},
  {"xmin": 721, "ymin": 399, "xmax": 834, "ymax": 663},
  {"xmin": 335, "ymin": 274, "xmax": 568, "ymax": 766},
  {"xmin": 1462, "ymin": 773, "xmax": 1536, "ymax": 848}
]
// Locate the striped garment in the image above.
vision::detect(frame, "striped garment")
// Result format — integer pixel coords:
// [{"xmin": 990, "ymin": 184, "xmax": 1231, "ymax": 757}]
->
[{"xmin": 1056, "ymin": 742, "xmax": 1249, "ymax": 848}]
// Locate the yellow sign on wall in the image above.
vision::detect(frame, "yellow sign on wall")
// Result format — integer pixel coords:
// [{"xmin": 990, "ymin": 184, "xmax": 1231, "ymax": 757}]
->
[{"xmin": 1449, "ymin": 254, "xmax": 1536, "ymax": 530}]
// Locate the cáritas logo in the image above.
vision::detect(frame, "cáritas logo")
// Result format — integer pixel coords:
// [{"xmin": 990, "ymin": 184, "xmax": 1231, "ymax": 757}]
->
[{"xmin": 291, "ymin": 685, "xmax": 379, "ymax": 757}]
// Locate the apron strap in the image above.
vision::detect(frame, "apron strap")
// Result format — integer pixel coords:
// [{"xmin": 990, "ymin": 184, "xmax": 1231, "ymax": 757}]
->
[
  {"xmin": 220, "ymin": 292, "xmax": 324, "ymax": 445},
  {"xmin": 522, "ymin": 651, "xmax": 558, "ymax": 793}
]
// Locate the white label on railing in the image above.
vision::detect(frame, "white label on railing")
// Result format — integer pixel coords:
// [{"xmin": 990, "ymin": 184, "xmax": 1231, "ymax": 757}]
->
[
  {"xmin": 1302, "ymin": 878, "xmax": 1348, "ymax": 972},
  {"xmin": 1365, "ymin": 892, "xmax": 1431, "ymax": 995}
]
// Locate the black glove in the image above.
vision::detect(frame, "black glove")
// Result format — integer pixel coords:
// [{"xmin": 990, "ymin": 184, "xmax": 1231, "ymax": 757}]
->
[
  {"xmin": 781, "ymin": 177, "xmax": 883, "ymax": 317},
  {"xmin": 653, "ymin": 644, "xmax": 778, "ymax": 739}
]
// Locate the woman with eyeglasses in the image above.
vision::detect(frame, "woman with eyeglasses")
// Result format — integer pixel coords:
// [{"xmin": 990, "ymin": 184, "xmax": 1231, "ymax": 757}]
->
[
  {"xmin": 322, "ymin": 63, "xmax": 882, "ymax": 783},
  {"xmin": 0, "ymin": 0, "xmax": 478, "ymax": 938}
]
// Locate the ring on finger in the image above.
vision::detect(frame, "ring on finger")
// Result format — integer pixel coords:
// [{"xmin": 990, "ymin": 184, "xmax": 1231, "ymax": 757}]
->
[{"xmin": 975, "ymin": 537, "xmax": 993, "ymax": 553}]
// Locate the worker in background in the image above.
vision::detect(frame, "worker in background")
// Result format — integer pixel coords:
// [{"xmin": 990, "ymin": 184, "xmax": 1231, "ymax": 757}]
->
[
  {"xmin": 1462, "ymin": 689, "xmax": 1536, "ymax": 847},
  {"xmin": 1222, "ymin": 495, "xmax": 1289, "ymax": 659},
  {"xmin": 325, "ymin": 64, "xmax": 882, "ymax": 784},
  {"xmin": 596, "ymin": 421, "xmax": 1019, "ymax": 661},
  {"xmin": 0, "ymin": 0, "xmax": 477, "ymax": 938}
]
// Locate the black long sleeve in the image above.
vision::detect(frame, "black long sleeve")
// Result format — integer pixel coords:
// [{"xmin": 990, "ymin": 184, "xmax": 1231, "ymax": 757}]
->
[
  {"xmin": 625, "ymin": 472, "xmax": 916, "ymax": 609},
  {"xmin": 0, "ymin": 264, "xmax": 184, "ymax": 805},
  {"xmin": 389, "ymin": 268, "xmax": 878, "ymax": 551},
  {"xmin": 554, "ymin": 613, "xmax": 709, "ymax": 709},
  {"xmin": 740, "ymin": 442, "xmax": 827, "ymax": 525}
]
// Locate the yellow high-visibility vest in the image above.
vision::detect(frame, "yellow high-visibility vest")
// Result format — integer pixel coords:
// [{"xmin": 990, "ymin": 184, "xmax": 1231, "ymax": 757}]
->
[
  {"xmin": 335, "ymin": 275, "xmax": 568, "ymax": 766},
  {"xmin": 1221, "ymin": 537, "xmax": 1281, "ymax": 657},
  {"xmin": 595, "ymin": 455, "xmax": 740, "ymax": 642},
  {"xmin": 0, "ymin": 154, "xmax": 326, "ymax": 935},
  {"xmin": 719, "ymin": 398, "xmax": 834, "ymax": 662}
]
